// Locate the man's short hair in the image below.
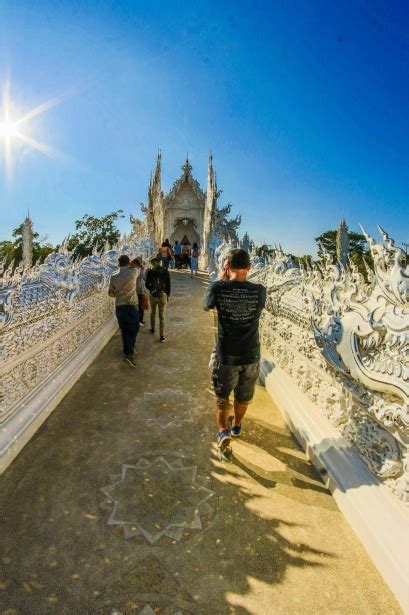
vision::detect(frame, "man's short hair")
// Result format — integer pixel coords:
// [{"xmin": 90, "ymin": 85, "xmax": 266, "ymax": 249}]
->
[
  {"xmin": 150, "ymin": 257, "xmax": 160, "ymax": 267},
  {"xmin": 227, "ymin": 248, "xmax": 250, "ymax": 270},
  {"xmin": 118, "ymin": 254, "xmax": 130, "ymax": 267}
]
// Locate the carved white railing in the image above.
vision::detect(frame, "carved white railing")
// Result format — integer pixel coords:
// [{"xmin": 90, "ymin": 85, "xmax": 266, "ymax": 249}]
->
[
  {"xmin": 0, "ymin": 237, "xmax": 154, "ymax": 471},
  {"xmin": 247, "ymin": 231, "xmax": 408, "ymax": 504}
]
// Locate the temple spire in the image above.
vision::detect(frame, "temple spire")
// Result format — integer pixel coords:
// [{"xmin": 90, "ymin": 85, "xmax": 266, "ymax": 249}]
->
[
  {"xmin": 202, "ymin": 151, "xmax": 217, "ymax": 265},
  {"xmin": 149, "ymin": 149, "xmax": 161, "ymax": 198},
  {"xmin": 336, "ymin": 217, "xmax": 349, "ymax": 267},
  {"xmin": 22, "ymin": 212, "xmax": 33, "ymax": 270},
  {"xmin": 155, "ymin": 149, "xmax": 161, "ymax": 182}
]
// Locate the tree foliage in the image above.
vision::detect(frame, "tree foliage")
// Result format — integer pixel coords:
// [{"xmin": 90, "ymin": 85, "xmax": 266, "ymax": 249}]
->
[
  {"xmin": 67, "ymin": 210, "xmax": 124, "ymax": 258},
  {"xmin": 0, "ymin": 224, "xmax": 54, "ymax": 268},
  {"xmin": 0, "ymin": 241, "xmax": 16, "ymax": 265},
  {"xmin": 292, "ymin": 254, "xmax": 314, "ymax": 268},
  {"xmin": 315, "ymin": 229, "xmax": 368, "ymax": 260},
  {"xmin": 315, "ymin": 228, "xmax": 373, "ymax": 276}
]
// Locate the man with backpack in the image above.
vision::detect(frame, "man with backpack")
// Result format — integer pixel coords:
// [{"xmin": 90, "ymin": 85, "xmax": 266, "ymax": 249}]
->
[
  {"xmin": 145, "ymin": 257, "xmax": 171, "ymax": 343},
  {"xmin": 204, "ymin": 248, "xmax": 266, "ymax": 460}
]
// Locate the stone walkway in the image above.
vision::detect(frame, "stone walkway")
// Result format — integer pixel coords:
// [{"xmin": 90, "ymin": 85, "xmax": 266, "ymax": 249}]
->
[{"xmin": 0, "ymin": 271, "xmax": 401, "ymax": 614}]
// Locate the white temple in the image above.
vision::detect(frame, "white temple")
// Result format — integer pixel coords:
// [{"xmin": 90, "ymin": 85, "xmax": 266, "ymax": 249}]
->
[{"xmin": 131, "ymin": 152, "xmax": 240, "ymax": 268}]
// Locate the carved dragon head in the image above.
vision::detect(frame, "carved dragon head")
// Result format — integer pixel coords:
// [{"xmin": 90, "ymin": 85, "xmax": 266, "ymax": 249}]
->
[{"xmin": 308, "ymin": 228, "xmax": 408, "ymax": 432}]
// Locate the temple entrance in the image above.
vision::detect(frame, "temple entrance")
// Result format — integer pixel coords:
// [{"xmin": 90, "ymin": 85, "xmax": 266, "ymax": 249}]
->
[
  {"xmin": 170, "ymin": 218, "xmax": 200, "ymax": 269},
  {"xmin": 170, "ymin": 218, "xmax": 200, "ymax": 248}
]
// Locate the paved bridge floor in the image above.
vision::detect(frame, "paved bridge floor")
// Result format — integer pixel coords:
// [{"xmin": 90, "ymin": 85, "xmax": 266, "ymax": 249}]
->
[{"xmin": 0, "ymin": 271, "xmax": 401, "ymax": 614}]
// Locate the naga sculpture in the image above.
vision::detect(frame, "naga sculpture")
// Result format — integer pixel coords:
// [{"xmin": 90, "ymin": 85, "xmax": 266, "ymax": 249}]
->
[
  {"xmin": 247, "ymin": 228, "xmax": 408, "ymax": 503},
  {"xmin": 130, "ymin": 206, "xmax": 150, "ymax": 240},
  {"xmin": 212, "ymin": 203, "xmax": 241, "ymax": 245},
  {"xmin": 0, "ymin": 236, "xmax": 153, "ymax": 433}
]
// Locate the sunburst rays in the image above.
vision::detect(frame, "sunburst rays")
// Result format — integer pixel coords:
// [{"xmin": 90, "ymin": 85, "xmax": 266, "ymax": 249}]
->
[{"xmin": 0, "ymin": 79, "xmax": 65, "ymax": 178}]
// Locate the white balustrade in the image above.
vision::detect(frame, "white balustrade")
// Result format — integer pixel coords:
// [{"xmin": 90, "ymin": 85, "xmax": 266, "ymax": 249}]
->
[{"xmin": 0, "ymin": 236, "xmax": 154, "ymax": 472}]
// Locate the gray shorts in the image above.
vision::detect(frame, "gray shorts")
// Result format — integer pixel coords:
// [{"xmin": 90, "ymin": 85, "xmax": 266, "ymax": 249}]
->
[{"xmin": 212, "ymin": 360, "xmax": 260, "ymax": 406}]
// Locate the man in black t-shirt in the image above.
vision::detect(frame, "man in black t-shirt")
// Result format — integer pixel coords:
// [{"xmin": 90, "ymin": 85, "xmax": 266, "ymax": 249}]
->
[{"xmin": 204, "ymin": 248, "xmax": 266, "ymax": 460}]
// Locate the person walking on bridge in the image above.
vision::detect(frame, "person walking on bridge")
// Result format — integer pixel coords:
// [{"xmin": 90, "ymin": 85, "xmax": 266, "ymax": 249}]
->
[
  {"xmin": 159, "ymin": 240, "xmax": 173, "ymax": 270},
  {"xmin": 131, "ymin": 257, "xmax": 148, "ymax": 326},
  {"xmin": 173, "ymin": 240, "xmax": 182, "ymax": 269},
  {"xmin": 146, "ymin": 257, "xmax": 171, "ymax": 343},
  {"xmin": 204, "ymin": 248, "xmax": 266, "ymax": 460},
  {"xmin": 108, "ymin": 254, "xmax": 140, "ymax": 367},
  {"xmin": 190, "ymin": 242, "xmax": 200, "ymax": 277}
]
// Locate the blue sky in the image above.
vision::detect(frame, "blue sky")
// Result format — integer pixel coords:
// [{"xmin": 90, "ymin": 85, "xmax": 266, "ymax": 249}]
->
[{"xmin": 0, "ymin": 0, "xmax": 408, "ymax": 256}]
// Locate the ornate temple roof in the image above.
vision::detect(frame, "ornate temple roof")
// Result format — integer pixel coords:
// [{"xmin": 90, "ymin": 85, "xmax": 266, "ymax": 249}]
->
[{"xmin": 163, "ymin": 157, "xmax": 206, "ymax": 206}]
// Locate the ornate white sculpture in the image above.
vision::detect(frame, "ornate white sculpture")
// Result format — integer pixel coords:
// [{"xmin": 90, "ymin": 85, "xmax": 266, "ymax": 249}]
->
[
  {"xmin": 129, "ymin": 211, "xmax": 149, "ymax": 240},
  {"xmin": 245, "ymin": 228, "xmax": 408, "ymax": 504},
  {"xmin": 0, "ymin": 236, "xmax": 153, "ymax": 449},
  {"xmin": 208, "ymin": 239, "xmax": 232, "ymax": 281}
]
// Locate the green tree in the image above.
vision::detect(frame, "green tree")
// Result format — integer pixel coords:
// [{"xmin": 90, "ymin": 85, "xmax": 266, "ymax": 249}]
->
[
  {"xmin": 34, "ymin": 242, "xmax": 54, "ymax": 264},
  {"xmin": 0, "ymin": 241, "xmax": 16, "ymax": 267},
  {"xmin": 67, "ymin": 210, "xmax": 124, "ymax": 258},
  {"xmin": 292, "ymin": 254, "xmax": 314, "ymax": 268},
  {"xmin": 315, "ymin": 230, "xmax": 337, "ymax": 259},
  {"xmin": 315, "ymin": 229, "xmax": 369, "ymax": 259},
  {"xmin": 315, "ymin": 228, "xmax": 373, "ymax": 277},
  {"xmin": 0, "ymin": 225, "xmax": 54, "ymax": 270}
]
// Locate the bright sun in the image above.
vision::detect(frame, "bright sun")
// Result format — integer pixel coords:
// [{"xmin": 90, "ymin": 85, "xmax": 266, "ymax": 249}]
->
[
  {"xmin": 0, "ymin": 118, "xmax": 18, "ymax": 139},
  {"xmin": 0, "ymin": 79, "xmax": 65, "ymax": 177}
]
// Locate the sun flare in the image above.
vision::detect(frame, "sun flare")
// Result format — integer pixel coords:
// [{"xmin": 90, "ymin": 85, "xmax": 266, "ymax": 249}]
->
[
  {"xmin": 0, "ymin": 79, "xmax": 64, "ymax": 177},
  {"xmin": 0, "ymin": 117, "xmax": 18, "ymax": 139}
]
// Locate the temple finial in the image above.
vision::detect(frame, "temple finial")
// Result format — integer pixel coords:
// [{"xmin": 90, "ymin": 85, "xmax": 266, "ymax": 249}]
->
[
  {"xmin": 182, "ymin": 155, "xmax": 192, "ymax": 176},
  {"xmin": 208, "ymin": 150, "xmax": 213, "ymax": 170}
]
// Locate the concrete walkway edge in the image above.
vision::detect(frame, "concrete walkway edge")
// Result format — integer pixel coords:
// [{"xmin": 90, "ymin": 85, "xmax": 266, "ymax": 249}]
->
[
  {"xmin": 0, "ymin": 315, "xmax": 118, "ymax": 474},
  {"xmin": 260, "ymin": 357, "xmax": 409, "ymax": 614}
]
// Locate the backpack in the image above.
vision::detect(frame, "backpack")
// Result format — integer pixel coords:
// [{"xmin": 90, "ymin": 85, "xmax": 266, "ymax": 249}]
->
[
  {"xmin": 150, "ymin": 270, "xmax": 166, "ymax": 297},
  {"xmin": 192, "ymin": 248, "xmax": 199, "ymax": 258}
]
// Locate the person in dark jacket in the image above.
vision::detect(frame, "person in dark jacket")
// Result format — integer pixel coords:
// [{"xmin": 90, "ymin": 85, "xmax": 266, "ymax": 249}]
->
[{"xmin": 145, "ymin": 258, "xmax": 171, "ymax": 343}]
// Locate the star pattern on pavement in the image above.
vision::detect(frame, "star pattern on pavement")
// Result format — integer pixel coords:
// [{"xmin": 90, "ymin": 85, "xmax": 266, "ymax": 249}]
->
[{"xmin": 100, "ymin": 457, "xmax": 214, "ymax": 544}]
